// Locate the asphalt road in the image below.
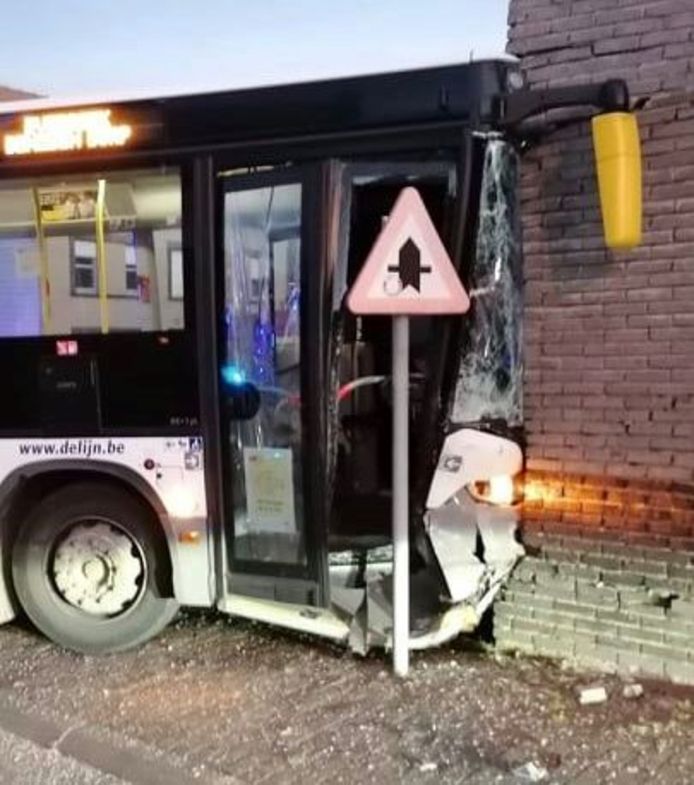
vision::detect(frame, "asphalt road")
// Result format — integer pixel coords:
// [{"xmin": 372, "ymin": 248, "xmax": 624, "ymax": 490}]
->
[
  {"xmin": 0, "ymin": 610, "xmax": 692, "ymax": 784},
  {"xmin": 0, "ymin": 725, "xmax": 126, "ymax": 785}
]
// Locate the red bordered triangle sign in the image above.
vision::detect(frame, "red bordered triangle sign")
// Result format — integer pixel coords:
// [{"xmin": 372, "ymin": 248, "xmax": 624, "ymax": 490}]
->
[{"xmin": 347, "ymin": 187, "xmax": 470, "ymax": 316}]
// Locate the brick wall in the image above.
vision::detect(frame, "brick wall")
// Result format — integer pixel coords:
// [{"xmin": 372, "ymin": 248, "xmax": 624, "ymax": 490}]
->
[
  {"xmin": 498, "ymin": 0, "xmax": 694, "ymax": 682},
  {"xmin": 497, "ymin": 471, "xmax": 694, "ymax": 682}
]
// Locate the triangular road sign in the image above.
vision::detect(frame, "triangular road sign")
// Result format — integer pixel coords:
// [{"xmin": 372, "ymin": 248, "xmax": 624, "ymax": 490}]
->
[{"xmin": 347, "ymin": 187, "xmax": 470, "ymax": 316}]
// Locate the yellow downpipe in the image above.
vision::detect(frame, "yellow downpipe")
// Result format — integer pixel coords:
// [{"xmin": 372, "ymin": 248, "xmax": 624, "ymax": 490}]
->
[
  {"xmin": 95, "ymin": 178, "xmax": 109, "ymax": 333},
  {"xmin": 31, "ymin": 188, "xmax": 51, "ymax": 333},
  {"xmin": 592, "ymin": 112, "xmax": 642, "ymax": 250}
]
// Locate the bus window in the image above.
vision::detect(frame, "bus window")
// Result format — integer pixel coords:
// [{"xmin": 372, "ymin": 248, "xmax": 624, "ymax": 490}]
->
[{"xmin": 0, "ymin": 167, "xmax": 183, "ymax": 337}]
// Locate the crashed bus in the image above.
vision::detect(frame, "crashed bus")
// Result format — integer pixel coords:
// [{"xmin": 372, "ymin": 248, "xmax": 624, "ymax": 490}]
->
[{"xmin": 0, "ymin": 61, "xmax": 641, "ymax": 654}]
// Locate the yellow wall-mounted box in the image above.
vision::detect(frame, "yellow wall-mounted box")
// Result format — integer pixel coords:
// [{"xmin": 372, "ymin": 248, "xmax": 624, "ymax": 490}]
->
[{"xmin": 592, "ymin": 112, "xmax": 642, "ymax": 250}]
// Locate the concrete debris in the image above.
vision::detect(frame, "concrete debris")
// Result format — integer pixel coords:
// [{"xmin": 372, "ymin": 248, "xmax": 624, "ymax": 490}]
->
[
  {"xmin": 512, "ymin": 761, "xmax": 549, "ymax": 781},
  {"xmin": 623, "ymin": 683, "xmax": 644, "ymax": 700},
  {"xmin": 578, "ymin": 685, "xmax": 608, "ymax": 705}
]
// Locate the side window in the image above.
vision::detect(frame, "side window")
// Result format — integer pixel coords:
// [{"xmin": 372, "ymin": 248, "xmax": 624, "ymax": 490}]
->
[
  {"xmin": 0, "ymin": 167, "xmax": 184, "ymax": 337},
  {"xmin": 72, "ymin": 240, "xmax": 98, "ymax": 296},
  {"xmin": 124, "ymin": 243, "xmax": 139, "ymax": 295}
]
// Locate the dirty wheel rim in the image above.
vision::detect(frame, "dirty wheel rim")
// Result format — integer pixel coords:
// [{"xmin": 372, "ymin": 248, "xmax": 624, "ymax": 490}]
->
[{"xmin": 51, "ymin": 519, "xmax": 146, "ymax": 617}]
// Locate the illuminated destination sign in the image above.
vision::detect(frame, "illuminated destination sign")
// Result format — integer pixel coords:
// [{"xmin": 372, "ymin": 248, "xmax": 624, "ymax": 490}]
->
[{"xmin": 3, "ymin": 109, "xmax": 132, "ymax": 156}]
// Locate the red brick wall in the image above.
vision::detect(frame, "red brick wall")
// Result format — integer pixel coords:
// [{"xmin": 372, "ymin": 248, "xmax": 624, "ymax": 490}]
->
[
  {"xmin": 508, "ymin": 1, "xmax": 694, "ymax": 486},
  {"xmin": 498, "ymin": 0, "xmax": 694, "ymax": 683}
]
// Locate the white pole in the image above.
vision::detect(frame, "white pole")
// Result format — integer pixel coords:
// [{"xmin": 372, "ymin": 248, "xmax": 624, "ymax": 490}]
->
[{"xmin": 392, "ymin": 314, "xmax": 410, "ymax": 677}]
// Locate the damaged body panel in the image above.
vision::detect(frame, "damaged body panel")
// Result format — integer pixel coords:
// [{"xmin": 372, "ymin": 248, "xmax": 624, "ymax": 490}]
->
[
  {"xmin": 320, "ymin": 138, "xmax": 527, "ymax": 655},
  {"xmin": 325, "ymin": 426, "xmax": 525, "ymax": 654}
]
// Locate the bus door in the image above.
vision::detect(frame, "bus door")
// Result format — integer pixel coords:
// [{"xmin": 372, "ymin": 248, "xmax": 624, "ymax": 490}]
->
[
  {"xmin": 216, "ymin": 166, "xmax": 329, "ymax": 608},
  {"xmin": 327, "ymin": 160, "xmax": 458, "ymax": 546}
]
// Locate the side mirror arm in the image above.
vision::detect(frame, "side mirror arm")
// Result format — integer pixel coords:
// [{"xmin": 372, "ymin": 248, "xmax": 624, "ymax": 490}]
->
[{"xmin": 497, "ymin": 78, "xmax": 630, "ymax": 128}]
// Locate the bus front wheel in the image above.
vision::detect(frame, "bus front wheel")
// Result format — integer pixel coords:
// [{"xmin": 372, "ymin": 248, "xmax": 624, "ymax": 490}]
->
[{"xmin": 12, "ymin": 482, "xmax": 179, "ymax": 654}]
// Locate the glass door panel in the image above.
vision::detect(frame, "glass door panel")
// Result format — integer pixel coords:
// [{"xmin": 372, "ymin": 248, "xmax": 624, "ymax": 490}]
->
[{"xmin": 222, "ymin": 182, "xmax": 306, "ymax": 568}]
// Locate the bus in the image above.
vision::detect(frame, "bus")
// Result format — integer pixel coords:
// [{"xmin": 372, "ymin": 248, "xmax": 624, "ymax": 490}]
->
[{"xmin": 0, "ymin": 61, "xmax": 640, "ymax": 654}]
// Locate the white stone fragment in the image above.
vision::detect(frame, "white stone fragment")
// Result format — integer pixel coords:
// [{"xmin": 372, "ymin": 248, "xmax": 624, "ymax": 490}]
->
[
  {"xmin": 578, "ymin": 685, "xmax": 608, "ymax": 705},
  {"xmin": 513, "ymin": 761, "xmax": 548, "ymax": 781},
  {"xmin": 623, "ymin": 683, "xmax": 644, "ymax": 699}
]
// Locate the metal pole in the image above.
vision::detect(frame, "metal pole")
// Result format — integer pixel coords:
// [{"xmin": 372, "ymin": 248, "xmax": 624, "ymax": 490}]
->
[
  {"xmin": 95, "ymin": 178, "xmax": 109, "ymax": 334},
  {"xmin": 392, "ymin": 314, "xmax": 410, "ymax": 677},
  {"xmin": 31, "ymin": 188, "xmax": 51, "ymax": 333}
]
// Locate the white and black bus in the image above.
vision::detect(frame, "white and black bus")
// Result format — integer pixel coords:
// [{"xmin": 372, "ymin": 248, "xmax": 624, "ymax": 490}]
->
[{"xmin": 0, "ymin": 61, "xmax": 639, "ymax": 653}]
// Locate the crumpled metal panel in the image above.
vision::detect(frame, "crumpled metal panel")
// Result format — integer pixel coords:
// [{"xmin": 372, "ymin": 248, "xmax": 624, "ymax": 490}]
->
[
  {"xmin": 426, "ymin": 491, "xmax": 524, "ymax": 610},
  {"xmin": 333, "ymin": 490, "xmax": 524, "ymax": 654},
  {"xmin": 425, "ymin": 493, "xmax": 486, "ymax": 603}
]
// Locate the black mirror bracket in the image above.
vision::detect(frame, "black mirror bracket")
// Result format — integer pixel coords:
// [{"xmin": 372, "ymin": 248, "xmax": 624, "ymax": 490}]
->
[{"xmin": 497, "ymin": 78, "xmax": 631, "ymax": 129}]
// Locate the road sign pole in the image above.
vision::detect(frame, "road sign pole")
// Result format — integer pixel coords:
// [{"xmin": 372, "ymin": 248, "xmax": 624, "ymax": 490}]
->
[
  {"xmin": 346, "ymin": 187, "xmax": 471, "ymax": 677},
  {"xmin": 392, "ymin": 314, "xmax": 410, "ymax": 677}
]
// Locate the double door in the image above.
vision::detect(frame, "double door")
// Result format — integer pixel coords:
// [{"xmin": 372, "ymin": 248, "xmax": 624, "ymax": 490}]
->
[{"xmin": 212, "ymin": 158, "xmax": 457, "ymax": 610}]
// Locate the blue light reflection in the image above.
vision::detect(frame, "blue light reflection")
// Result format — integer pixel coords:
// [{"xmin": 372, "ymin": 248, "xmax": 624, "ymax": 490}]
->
[{"xmin": 220, "ymin": 364, "xmax": 246, "ymax": 386}]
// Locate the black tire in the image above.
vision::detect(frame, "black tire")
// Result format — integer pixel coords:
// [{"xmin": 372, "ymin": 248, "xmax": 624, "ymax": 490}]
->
[{"xmin": 12, "ymin": 482, "xmax": 179, "ymax": 654}]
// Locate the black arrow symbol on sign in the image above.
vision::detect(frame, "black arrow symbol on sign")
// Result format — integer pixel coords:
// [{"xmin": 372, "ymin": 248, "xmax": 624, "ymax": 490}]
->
[{"xmin": 388, "ymin": 238, "xmax": 432, "ymax": 293}]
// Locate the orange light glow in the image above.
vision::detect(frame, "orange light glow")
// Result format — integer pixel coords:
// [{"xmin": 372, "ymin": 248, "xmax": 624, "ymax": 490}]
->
[
  {"xmin": 178, "ymin": 530, "xmax": 202, "ymax": 544},
  {"xmin": 4, "ymin": 109, "xmax": 132, "ymax": 156},
  {"xmin": 488, "ymin": 475, "xmax": 515, "ymax": 506},
  {"xmin": 523, "ymin": 480, "xmax": 560, "ymax": 504}
]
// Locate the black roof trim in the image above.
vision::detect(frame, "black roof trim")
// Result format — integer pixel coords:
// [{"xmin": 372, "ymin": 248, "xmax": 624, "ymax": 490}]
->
[{"xmin": 0, "ymin": 61, "xmax": 518, "ymax": 158}]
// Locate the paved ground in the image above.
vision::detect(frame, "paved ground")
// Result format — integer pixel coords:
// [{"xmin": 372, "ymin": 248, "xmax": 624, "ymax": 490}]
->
[
  {"xmin": 0, "ymin": 725, "xmax": 126, "ymax": 785},
  {"xmin": 0, "ymin": 610, "xmax": 692, "ymax": 784}
]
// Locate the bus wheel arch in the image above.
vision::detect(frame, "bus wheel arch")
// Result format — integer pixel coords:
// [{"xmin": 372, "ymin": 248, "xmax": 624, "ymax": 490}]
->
[
  {"xmin": 2, "ymin": 465, "xmax": 176, "ymax": 594},
  {"xmin": 3, "ymin": 468, "xmax": 180, "ymax": 653}
]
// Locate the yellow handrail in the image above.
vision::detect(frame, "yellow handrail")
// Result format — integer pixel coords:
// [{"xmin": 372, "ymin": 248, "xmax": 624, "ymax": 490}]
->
[
  {"xmin": 31, "ymin": 188, "xmax": 51, "ymax": 333},
  {"xmin": 95, "ymin": 178, "xmax": 109, "ymax": 333}
]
